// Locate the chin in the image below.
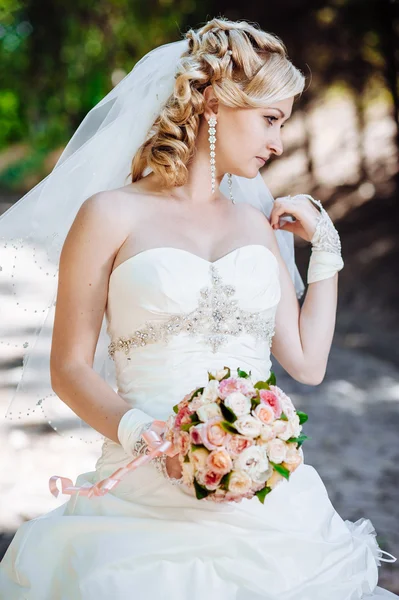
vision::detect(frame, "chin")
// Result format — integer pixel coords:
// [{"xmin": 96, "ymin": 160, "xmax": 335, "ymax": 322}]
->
[{"xmin": 232, "ymin": 166, "xmax": 259, "ymax": 180}]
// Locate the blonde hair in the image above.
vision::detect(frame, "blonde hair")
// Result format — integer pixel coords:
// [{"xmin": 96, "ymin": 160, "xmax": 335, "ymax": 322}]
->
[{"xmin": 131, "ymin": 17, "xmax": 305, "ymax": 188}]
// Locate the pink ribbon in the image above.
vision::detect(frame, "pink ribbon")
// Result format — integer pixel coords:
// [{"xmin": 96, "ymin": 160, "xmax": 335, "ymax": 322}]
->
[{"xmin": 49, "ymin": 419, "xmax": 177, "ymax": 499}]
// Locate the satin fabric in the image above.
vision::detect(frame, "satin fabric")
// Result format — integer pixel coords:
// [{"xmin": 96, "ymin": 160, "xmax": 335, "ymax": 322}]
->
[{"xmin": 1, "ymin": 245, "xmax": 397, "ymax": 599}]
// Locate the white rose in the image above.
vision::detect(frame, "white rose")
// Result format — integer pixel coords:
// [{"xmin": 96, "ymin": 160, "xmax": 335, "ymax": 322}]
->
[
  {"xmin": 228, "ymin": 470, "xmax": 252, "ymax": 495},
  {"xmin": 201, "ymin": 380, "xmax": 221, "ymax": 403},
  {"xmin": 233, "ymin": 445, "xmax": 269, "ymax": 482},
  {"xmin": 284, "ymin": 443, "xmax": 302, "ymax": 464},
  {"xmin": 196, "ymin": 402, "xmax": 223, "ymax": 422},
  {"xmin": 266, "ymin": 438, "xmax": 287, "ymax": 464},
  {"xmin": 224, "ymin": 391, "xmax": 252, "ymax": 417},
  {"xmin": 289, "ymin": 413, "xmax": 301, "ymax": 438},
  {"xmin": 189, "ymin": 447, "xmax": 210, "ymax": 471},
  {"xmin": 259, "ymin": 424, "xmax": 275, "ymax": 442},
  {"xmin": 276, "ymin": 420, "xmax": 294, "ymax": 441},
  {"xmin": 234, "ymin": 415, "xmax": 262, "ymax": 438},
  {"xmin": 211, "ymin": 368, "xmax": 230, "ymax": 381},
  {"xmin": 271, "ymin": 419, "xmax": 289, "ymax": 437}
]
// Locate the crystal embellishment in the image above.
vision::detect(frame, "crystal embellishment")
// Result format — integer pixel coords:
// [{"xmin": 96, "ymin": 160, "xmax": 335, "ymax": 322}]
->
[
  {"xmin": 108, "ymin": 265, "xmax": 275, "ymax": 358},
  {"xmin": 303, "ymin": 195, "xmax": 342, "ymax": 256}
]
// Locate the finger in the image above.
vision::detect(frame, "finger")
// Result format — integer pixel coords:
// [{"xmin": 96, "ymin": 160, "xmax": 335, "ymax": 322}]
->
[
  {"xmin": 277, "ymin": 221, "xmax": 295, "ymax": 233},
  {"xmin": 270, "ymin": 205, "xmax": 291, "ymax": 227}
]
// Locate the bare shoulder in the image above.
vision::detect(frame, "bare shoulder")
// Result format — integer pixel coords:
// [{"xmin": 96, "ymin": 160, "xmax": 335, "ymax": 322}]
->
[{"xmin": 234, "ymin": 198, "xmax": 274, "ymax": 236}]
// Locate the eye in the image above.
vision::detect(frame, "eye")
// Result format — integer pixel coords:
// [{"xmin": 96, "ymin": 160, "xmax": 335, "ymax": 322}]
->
[{"xmin": 264, "ymin": 115, "xmax": 285, "ymax": 129}]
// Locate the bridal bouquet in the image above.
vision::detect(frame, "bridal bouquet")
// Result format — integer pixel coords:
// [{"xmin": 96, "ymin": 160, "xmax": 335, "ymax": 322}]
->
[{"xmin": 163, "ymin": 367, "xmax": 309, "ymax": 504}]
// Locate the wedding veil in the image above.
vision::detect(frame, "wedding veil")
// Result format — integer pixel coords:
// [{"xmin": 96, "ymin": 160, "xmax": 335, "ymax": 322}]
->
[{"xmin": 0, "ymin": 37, "xmax": 305, "ymax": 445}]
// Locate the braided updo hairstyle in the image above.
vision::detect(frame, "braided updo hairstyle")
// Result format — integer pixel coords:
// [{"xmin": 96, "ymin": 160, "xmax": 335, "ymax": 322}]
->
[{"xmin": 131, "ymin": 17, "xmax": 305, "ymax": 189}]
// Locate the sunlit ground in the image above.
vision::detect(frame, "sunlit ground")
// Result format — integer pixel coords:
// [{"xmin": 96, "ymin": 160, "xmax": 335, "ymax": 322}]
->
[{"xmin": 1, "ymin": 91, "xmax": 398, "ymax": 592}]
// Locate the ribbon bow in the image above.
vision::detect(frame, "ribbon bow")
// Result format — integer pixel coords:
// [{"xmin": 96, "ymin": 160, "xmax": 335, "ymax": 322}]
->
[{"xmin": 49, "ymin": 420, "xmax": 176, "ymax": 499}]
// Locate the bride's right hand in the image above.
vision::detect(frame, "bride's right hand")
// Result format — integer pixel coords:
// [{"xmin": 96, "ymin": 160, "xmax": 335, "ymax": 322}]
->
[{"xmin": 165, "ymin": 454, "xmax": 183, "ymax": 479}]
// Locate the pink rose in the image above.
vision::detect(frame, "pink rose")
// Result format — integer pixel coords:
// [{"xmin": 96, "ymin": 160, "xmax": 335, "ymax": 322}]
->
[
  {"xmin": 218, "ymin": 377, "xmax": 241, "ymax": 399},
  {"xmin": 175, "ymin": 405, "xmax": 192, "ymax": 428},
  {"xmin": 225, "ymin": 434, "xmax": 254, "ymax": 456},
  {"xmin": 189, "ymin": 424, "xmax": 204, "ymax": 446},
  {"xmin": 201, "ymin": 417, "xmax": 229, "ymax": 450},
  {"xmin": 219, "ymin": 377, "xmax": 256, "ymax": 399},
  {"xmin": 259, "ymin": 389, "xmax": 282, "ymax": 419},
  {"xmin": 177, "ymin": 431, "xmax": 190, "ymax": 455},
  {"xmin": 207, "ymin": 448, "xmax": 233, "ymax": 474},
  {"xmin": 196, "ymin": 468, "xmax": 224, "ymax": 490},
  {"xmin": 253, "ymin": 403, "xmax": 275, "ymax": 425}
]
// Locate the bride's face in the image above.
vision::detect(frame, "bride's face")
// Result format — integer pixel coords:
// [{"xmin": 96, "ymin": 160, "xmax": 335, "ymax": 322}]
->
[{"xmin": 208, "ymin": 95, "xmax": 294, "ymax": 179}]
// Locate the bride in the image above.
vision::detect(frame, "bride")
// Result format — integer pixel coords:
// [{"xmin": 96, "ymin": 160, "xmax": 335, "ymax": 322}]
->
[{"xmin": 0, "ymin": 16, "xmax": 397, "ymax": 600}]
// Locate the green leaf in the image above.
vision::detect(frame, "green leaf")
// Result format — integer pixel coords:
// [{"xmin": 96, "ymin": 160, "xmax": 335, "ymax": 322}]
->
[
  {"xmin": 251, "ymin": 394, "xmax": 261, "ymax": 410},
  {"xmin": 191, "ymin": 444, "xmax": 206, "ymax": 452},
  {"xmin": 219, "ymin": 471, "xmax": 232, "ymax": 491},
  {"xmin": 189, "ymin": 387, "xmax": 204, "ymax": 401},
  {"xmin": 189, "ymin": 412, "xmax": 199, "ymax": 422},
  {"xmin": 183, "ymin": 453, "xmax": 190, "ymax": 462},
  {"xmin": 193, "ymin": 478, "xmax": 215, "ymax": 499},
  {"xmin": 220, "ymin": 402, "xmax": 237, "ymax": 423},
  {"xmin": 181, "ymin": 422, "xmax": 199, "ymax": 432},
  {"xmin": 296, "ymin": 411, "xmax": 308, "ymax": 425},
  {"xmin": 208, "ymin": 371, "xmax": 216, "ymax": 381},
  {"xmin": 255, "ymin": 485, "xmax": 272, "ymax": 504},
  {"xmin": 269, "ymin": 461, "xmax": 290, "ymax": 480},
  {"xmin": 173, "ymin": 404, "xmax": 179, "ymax": 414},
  {"xmin": 220, "ymin": 421, "xmax": 239, "ymax": 434},
  {"xmin": 237, "ymin": 368, "xmax": 249, "ymax": 378},
  {"xmin": 221, "ymin": 366, "xmax": 231, "ymax": 380},
  {"xmin": 279, "ymin": 412, "xmax": 288, "ymax": 421},
  {"xmin": 266, "ymin": 371, "xmax": 276, "ymax": 386},
  {"xmin": 286, "ymin": 434, "xmax": 310, "ymax": 447},
  {"xmin": 254, "ymin": 381, "xmax": 271, "ymax": 390}
]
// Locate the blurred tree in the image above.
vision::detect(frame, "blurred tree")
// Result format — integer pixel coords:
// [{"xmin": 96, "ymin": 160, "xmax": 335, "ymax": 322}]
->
[{"xmin": 0, "ymin": 0, "xmax": 398, "ymax": 190}]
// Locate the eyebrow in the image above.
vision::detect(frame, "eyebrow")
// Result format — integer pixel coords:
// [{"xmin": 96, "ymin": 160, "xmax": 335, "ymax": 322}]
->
[{"xmin": 269, "ymin": 108, "xmax": 286, "ymax": 118}]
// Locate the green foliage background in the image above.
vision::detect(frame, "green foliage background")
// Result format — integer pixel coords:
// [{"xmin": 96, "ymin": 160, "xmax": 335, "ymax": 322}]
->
[{"xmin": 0, "ymin": 0, "xmax": 398, "ymax": 190}]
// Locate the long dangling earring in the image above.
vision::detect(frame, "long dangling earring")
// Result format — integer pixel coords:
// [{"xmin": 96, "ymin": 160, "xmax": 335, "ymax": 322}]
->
[
  {"xmin": 208, "ymin": 116, "xmax": 236, "ymax": 204},
  {"xmin": 227, "ymin": 173, "xmax": 236, "ymax": 204},
  {"xmin": 208, "ymin": 116, "xmax": 217, "ymax": 194}
]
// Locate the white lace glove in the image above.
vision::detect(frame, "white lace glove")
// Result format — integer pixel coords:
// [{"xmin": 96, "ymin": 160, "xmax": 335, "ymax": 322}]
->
[
  {"xmin": 300, "ymin": 194, "xmax": 344, "ymax": 284},
  {"xmin": 117, "ymin": 408, "xmax": 184, "ymax": 485}
]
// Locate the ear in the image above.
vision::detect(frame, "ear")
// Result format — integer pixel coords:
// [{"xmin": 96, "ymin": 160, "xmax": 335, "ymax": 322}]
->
[{"xmin": 203, "ymin": 85, "xmax": 219, "ymax": 117}]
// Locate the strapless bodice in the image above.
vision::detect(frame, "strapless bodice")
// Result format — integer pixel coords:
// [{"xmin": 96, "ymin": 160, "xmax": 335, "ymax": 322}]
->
[{"xmin": 105, "ymin": 244, "xmax": 281, "ymax": 421}]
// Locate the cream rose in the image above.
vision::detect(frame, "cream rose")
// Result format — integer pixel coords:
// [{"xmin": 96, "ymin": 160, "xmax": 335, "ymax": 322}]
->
[
  {"xmin": 211, "ymin": 368, "xmax": 230, "ymax": 381},
  {"xmin": 196, "ymin": 402, "xmax": 223, "ymax": 422},
  {"xmin": 207, "ymin": 448, "xmax": 233, "ymax": 474},
  {"xmin": 234, "ymin": 414, "xmax": 262, "ymax": 438},
  {"xmin": 201, "ymin": 380, "xmax": 221, "ymax": 403},
  {"xmin": 224, "ymin": 391, "xmax": 252, "ymax": 417},
  {"xmin": 266, "ymin": 438, "xmax": 287, "ymax": 464},
  {"xmin": 189, "ymin": 447, "xmax": 210, "ymax": 470},
  {"xmin": 227, "ymin": 470, "xmax": 253, "ymax": 495},
  {"xmin": 253, "ymin": 403, "xmax": 275, "ymax": 425}
]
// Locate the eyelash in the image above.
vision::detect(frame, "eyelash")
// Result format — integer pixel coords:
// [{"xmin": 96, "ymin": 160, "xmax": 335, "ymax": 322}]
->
[{"xmin": 265, "ymin": 116, "xmax": 285, "ymax": 128}]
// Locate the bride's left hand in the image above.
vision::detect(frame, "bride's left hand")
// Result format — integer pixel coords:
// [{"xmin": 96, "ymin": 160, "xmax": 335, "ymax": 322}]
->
[{"xmin": 269, "ymin": 194, "xmax": 321, "ymax": 242}]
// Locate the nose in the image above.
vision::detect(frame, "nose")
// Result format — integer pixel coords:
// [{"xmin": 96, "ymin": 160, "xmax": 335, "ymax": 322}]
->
[{"xmin": 268, "ymin": 133, "xmax": 283, "ymax": 157}]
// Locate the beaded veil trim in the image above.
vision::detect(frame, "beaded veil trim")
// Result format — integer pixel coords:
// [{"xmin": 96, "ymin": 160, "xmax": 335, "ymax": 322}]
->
[{"xmin": 108, "ymin": 264, "xmax": 276, "ymax": 359}]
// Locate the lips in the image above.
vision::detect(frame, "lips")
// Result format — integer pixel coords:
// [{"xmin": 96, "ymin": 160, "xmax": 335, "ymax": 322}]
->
[{"xmin": 256, "ymin": 157, "xmax": 266, "ymax": 165}]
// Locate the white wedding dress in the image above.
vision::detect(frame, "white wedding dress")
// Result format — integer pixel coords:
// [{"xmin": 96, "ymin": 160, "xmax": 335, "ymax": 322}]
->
[{"xmin": 1, "ymin": 244, "xmax": 397, "ymax": 600}]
